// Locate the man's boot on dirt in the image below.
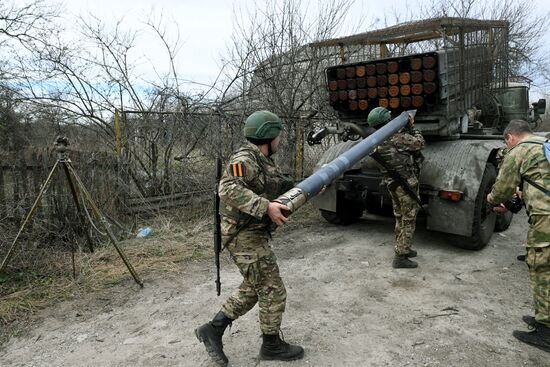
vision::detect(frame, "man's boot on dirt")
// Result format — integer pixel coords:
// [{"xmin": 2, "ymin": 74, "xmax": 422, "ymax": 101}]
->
[
  {"xmin": 259, "ymin": 333, "xmax": 304, "ymax": 361},
  {"xmin": 392, "ymin": 254, "xmax": 418, "ymax": 268},
  {"xmin": 522, "ymin": 315, "xmax": 537, "ymax": 328},
  {"xmin": 405, "ymin": 249, "xmax": 417, "ymax": 258},
  {"xmin": 195, "ymin": 311, "xmax": 233, "ymax": 366},
  {"xmin": 513, "ymin": 323, "xmax": 550, "ymax": 353}
]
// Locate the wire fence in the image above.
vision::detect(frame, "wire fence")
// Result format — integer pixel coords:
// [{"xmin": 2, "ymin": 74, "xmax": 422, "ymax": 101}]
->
[{"xmin": 0, "ymin": 111, "xmax": 331, "ymax": 268}]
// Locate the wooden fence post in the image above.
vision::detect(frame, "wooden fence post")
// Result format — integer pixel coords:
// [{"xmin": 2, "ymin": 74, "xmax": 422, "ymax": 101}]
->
[
  {"xmin": 0, "ymin": 166, "xmax": 5, "ymax": 218},
  {"xmin": 295, "ymin": 118, "xmax": 304, "ymax": 180},
  {"xmin": 12, "ymin": 156, "xmax": 21, "ymax": 225}
]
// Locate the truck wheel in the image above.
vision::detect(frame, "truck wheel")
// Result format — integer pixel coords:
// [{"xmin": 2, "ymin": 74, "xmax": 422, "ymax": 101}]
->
[
  {"xmin": 456, "ymin": 164, "xmax": 497, "ymax": 250},
  {"xmin": 320, "ymin": 198, "xmax": 364, "ymax": 225},
  {"xmin": 495, "ymin": 211, "xmax": 513, "ymax": 232}
]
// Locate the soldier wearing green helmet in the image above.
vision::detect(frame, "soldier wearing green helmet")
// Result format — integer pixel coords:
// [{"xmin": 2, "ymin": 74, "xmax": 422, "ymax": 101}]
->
[
  {"xmin": 369, "ymin": 107, "xmax": 426, "ymax": 268},
  {"xmin": 367, "ymin": 106, "xmax": 392, "ymax": 127},
  {"xmin": 244, "ymin": 110, "xmax": 282, "ymax": 138},
  {"xmin": 195, "ymin": 110, "xmax": 303, "ymax": 366}
]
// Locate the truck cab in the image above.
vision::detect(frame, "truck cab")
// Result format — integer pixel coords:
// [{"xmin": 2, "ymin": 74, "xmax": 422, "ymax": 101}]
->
[{"xmin": 490, "ymin": 83, "xmax": 546, "ymax": 129}]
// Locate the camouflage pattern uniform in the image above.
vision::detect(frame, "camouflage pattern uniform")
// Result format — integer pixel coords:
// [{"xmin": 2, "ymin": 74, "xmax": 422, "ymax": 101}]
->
[
  {"xmin": 374, "ymin": 126, "xmax": 425, "ymax": 255},
  {"xmin": 488, "ymin": 135, "xmax": 550, "ymax": 327},
  {"xmin": 218, "ymin": 142, "xmax": 294, "ymax": 335}
]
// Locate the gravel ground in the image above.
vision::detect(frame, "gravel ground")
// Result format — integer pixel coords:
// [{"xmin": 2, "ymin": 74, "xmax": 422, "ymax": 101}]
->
[{"xmin": 0, "ymin": 207, "xmax": 548, "ymax": 367}]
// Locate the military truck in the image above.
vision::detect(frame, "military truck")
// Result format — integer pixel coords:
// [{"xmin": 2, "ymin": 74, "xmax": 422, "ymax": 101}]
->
[{"xmin": 308, "ymin": 17, "xmax": 546, "ymax": 249}]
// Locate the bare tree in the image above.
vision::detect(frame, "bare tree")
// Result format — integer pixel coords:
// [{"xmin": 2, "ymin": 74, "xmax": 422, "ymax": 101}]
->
[
  {"xmin": 5, "ymin": 8, "xmax": 215, "ymax": 195},
  {"xmin": 219, "ymin": 0, "xmax": 356, "ymax": 174},
  {"xmin": 0, "ymin": 0, "xmax": 60, "ymax": 93},
  {"xmin": 0, "ymin": 0, "xmax": 59, "ymax": 47},
  {"xmin": 420, "ymin": 0, "xmax": 550, "ymax": 87},
  {"xmin": 0, "ymin": 0, "xmax": 60, "ymax": 155}
]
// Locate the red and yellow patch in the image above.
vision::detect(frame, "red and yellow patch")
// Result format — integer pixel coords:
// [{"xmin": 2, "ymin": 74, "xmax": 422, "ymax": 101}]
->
[{"xmin": 230, "ymin": 162, "xmax": 245, "ymax": 177}]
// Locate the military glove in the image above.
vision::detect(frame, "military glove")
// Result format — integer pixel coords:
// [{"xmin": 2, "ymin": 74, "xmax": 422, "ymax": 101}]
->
[{"xmin": 503, "ymin": 196, "xmax": 522, "ymax": 214}]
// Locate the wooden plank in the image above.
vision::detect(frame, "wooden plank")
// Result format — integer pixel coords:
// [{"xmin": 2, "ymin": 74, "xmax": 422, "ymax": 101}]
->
[
  {"xmin": 126, "ymin": 190, "xmax": 208, "ymax": 206},
  {"xmin": 32, "ymin": 152, "xmax": 45, "ymax": 221},
  {"xmin": 12, "ymin": 159, "xmax": 21, "ymax": 224},
  {"xmin": 0, "ymin": 167, "xmax": 5, "ymax": 217},
  {"xmin": 20, "ymin": 153, "xmax": 29, "ymax": 209},
  {"xmin": 41, "ymin": 151, "xmax": 52, "ymax": 220},
  {"xmin": 125, "ymin": 200, "xmax": 186, "ymax": 214},
  {"xmin": 125, "ymin": 193, "xmax": 209, "ymax": 214}
]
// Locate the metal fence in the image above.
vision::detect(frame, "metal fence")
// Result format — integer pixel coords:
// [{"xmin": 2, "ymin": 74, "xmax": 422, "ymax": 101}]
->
[{"xmin": 0, "ymin": 111, "xmax": 328, "ymax": 229}]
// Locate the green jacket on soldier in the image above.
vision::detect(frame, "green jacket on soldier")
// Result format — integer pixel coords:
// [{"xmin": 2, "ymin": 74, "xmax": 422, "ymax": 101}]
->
[
  {"xmin": 375, "ymin": 126, "xmax": 425, "ymax": 189},
  {"xmin": 488, "ymin": 134, "xmax": 550, "ymax": 247},
  {"xmin": 195, "ymin": 110, "xmax": 304, "ymax": 366},
  {"xmin": 219, "ymin": 142, "xmax": 294, "ymax": 238},
  {"xmin": 368, "ymin": 106, "xmax": 425, "ymax": 269},
  {"xmin": 487, "ymin": 119, "xmax": 550, "ymax": 354}
]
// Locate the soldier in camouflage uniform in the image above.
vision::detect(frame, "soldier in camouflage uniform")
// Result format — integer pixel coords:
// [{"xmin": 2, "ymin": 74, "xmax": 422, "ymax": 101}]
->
[
  {"xmin": 496, "ymin": 146, "xmax": 528, "ymax": 262},
  {"xmin": 367, "ymin": 107, "xmax": 425, "ymax": 268},
  {"xmin": 487, "ymin": 119, "xmax": 550, "ymax": 353},
  {"xmin": 195, "ymin": 111, "xmax": 304, "ymax": 366}
]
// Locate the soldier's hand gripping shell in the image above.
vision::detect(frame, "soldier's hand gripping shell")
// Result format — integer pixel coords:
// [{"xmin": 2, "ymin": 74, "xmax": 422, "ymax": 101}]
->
[
  {"xmin": 406, "ymin": 114, "xmax": 415, "ymax": 128},
  {"xmin": 267, "ymin": 201, "xmax": 290, "ymax": 226}
]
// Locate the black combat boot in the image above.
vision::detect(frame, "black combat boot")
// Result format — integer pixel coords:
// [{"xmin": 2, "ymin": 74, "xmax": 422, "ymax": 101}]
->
[
  {"xmin": 195, "ymin": 311, "xmax": 233, "ymax": 366},
  {"xmin": 259, "ymin": 333, "xmax": 304, "ymax": 361},
  {"xmin": 513, "ymin": 323, "xmax": 550, "ymax": 353},
  {"xmin": 405, "ymin": 249, "xmax": 417, "ymax": 258},
  {"xmin": 522, "ymin": 315, "xmax": 537, "ymax": 328},
  {"xmin": 392, "ymin": 254, "xmax": 418, "ymax": 268}
]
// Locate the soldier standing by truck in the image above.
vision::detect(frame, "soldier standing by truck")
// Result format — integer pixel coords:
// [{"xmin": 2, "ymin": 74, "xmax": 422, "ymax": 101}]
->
[
  {"xmin": 487, "ymin": 119, "xmax": 550, "ymax": 353},
  {"xmin": 368, "ymin": 107, "xmax": 425, "ymax": 268},
  {"xmin": 194, "ymin": 111, "xmax": 304, "ymax": 366}
]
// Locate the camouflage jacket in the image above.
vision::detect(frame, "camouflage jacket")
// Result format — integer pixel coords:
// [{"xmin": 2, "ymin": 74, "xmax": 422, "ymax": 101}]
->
[
  {"xmin": 219, "ymin": 142, "xmax": 294, "ymax": 237},
  {"xmin": 374, "ymin": 127, "xmax": 425, "ymax": 187},
  {"xmin": 488, "ymin": 134, "xmax": 550, "ymax": 217}
]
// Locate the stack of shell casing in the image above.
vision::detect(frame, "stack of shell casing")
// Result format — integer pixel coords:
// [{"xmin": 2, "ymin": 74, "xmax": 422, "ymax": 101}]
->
[{"xmin": 327, "ymin": 52, "xmax": 438, "ymax": 118}]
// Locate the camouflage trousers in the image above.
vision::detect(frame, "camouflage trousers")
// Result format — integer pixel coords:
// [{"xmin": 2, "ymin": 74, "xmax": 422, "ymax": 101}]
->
[
  {"xmin": 221, "ymin": 231, "xmax": 286, "ymax": 335},
  {"xmin": 525, "ymin": 214, "xmax": 550, "ymax": 327},
  {"xmin": 526, "ymin": 246, "xmax": 550, "ymax": 327},
  {"xmin": 526, "ymin": 215, "xmax": 550, "ymax": 248},
  {"xmin": 388, "ymin": 184, "xmax": 419, "ymax": 255}
]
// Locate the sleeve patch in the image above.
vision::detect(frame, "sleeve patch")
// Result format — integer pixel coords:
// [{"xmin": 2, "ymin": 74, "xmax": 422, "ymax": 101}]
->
[{"xmin": 230, "ymin": 162, "xmax": 246, "ymax": 177}]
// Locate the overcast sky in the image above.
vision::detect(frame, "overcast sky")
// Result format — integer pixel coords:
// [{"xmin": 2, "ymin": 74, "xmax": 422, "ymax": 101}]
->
[
  {"xmin": 63, "ymin": 0, "xmax": 386, "ymax": 87},
  {"xmin": 17, "ymin": 0, "xmax": 550, "ymax": 98},
  {"xmin": 60, "ymin": 0, "xmax": 435, "ymax": 80}
]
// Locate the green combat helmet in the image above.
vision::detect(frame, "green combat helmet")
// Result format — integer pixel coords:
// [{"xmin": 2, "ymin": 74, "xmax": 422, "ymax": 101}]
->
[
  {"xmin": 244, "ymin": 111, "xmax": 283, "ymax": 140},
  {"xmin": 367, "ymin": 107, "xmax": 391, "ymax": 128}
]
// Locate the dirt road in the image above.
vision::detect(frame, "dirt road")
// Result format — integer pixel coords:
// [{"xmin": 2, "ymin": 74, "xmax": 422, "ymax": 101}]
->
[{"xmin": 0, "ymin": 206, "xmax": 548, "ymax": 367}]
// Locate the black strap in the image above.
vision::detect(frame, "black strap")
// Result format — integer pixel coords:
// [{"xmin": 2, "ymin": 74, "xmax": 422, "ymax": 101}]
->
[
  {"xmin": 370, "ymin": 152, "xmax": 428, "ymax": 215},
  {"xmin": 517, "ymin": 139, "xmax": 550, "ymax": 196},
  {"xmin": 523, "ymin": 177, "xmax": 550, "ymax": 196},
  {"xmin": 221, "ymin": 217, "xmax": 254, "ymax": 251}
]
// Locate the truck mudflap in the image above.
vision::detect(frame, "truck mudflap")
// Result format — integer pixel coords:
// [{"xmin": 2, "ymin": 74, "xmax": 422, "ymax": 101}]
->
[{"xmin": 420, "ymin": 139, "xmax": 503, "ymax": 236}]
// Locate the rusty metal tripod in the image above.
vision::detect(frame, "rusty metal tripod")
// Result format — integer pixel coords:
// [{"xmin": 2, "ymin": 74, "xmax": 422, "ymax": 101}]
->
[{"xmin": 0, "ymin": 137, "xmax": 143, "ymax": 287}]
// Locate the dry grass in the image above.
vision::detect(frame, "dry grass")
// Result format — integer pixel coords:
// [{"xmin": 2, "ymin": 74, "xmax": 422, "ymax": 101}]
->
[
  {"xmin": 0, "ymin": 207, "xmax": 214, "ymax": 345},
  {"xmin": 0, "ymin": 202, "xmax": 323, "ymax": 346}
]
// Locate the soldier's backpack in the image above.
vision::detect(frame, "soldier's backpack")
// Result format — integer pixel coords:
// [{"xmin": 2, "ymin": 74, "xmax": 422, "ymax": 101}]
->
[{"xmin": 519, "ymin": 139, "xmax": 550, "ymax": 196}]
